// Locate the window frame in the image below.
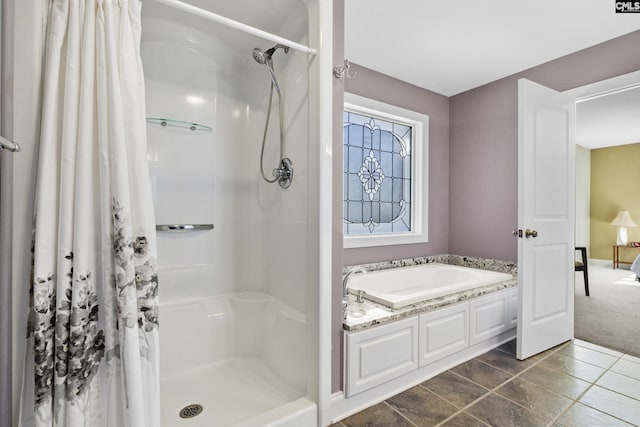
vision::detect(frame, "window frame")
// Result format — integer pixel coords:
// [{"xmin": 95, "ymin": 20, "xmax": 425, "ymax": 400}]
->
[{"xmin": 343, "ymin": 93, "xmax": 429, "ymax": 248}]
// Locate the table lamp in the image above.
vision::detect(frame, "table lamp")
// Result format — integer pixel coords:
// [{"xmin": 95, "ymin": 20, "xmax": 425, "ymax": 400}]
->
[{"xmin": 611, "ymin": 210, "xmax": 637, "ymax": 246}]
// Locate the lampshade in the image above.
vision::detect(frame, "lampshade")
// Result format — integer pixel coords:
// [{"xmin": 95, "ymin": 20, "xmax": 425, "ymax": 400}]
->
[{"xmin": 610, "ymin": 210, "xmax": 637, "ymax": 227}]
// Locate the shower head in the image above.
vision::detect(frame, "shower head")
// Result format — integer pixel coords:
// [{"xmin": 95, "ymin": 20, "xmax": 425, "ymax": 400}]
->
[
  {"xmin": 252, "ymin": 44, "xmax": 290, "ymax": 65},
  {"xmin": 252, "ymin": 47, "xmax": 268, "ymax": 65}
]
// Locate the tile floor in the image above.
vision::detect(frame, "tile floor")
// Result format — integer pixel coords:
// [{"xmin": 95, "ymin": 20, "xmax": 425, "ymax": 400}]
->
[{"xmin": 334, "ymin": 339, "xmax": 640, "ymax": 426}]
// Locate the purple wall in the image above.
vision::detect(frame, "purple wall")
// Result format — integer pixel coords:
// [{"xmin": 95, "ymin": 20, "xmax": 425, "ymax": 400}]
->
[
  {"xmin": 344, "ymin": 65, "xmax": 450, "ymax": 264},
  {"xmin": 450, "ymin": 31, "xmax": 640, "ymax": 262}
]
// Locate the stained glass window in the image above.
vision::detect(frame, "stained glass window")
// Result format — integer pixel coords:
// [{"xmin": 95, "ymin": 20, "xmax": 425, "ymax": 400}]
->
[
  {"xmin": 343, "ymin": 94, "xmax": 428, "ymax": 248},
  {"xmin": 343, "ymin": 110, "xmax": 412, "ymax": 235}
]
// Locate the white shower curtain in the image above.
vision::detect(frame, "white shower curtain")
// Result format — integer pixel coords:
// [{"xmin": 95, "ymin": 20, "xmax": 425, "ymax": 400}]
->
[{"xmin": 20, "ymin": 0, "xmax": 159, "ymax": 426}]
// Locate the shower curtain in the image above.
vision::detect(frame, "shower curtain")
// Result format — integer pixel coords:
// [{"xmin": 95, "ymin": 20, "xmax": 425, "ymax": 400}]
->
[{"xmin": 20, "ymin": 0, "xmax": 159, "ymax": 426}]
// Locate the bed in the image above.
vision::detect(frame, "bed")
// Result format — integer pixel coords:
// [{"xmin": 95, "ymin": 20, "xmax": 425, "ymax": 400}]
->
[{"xmin": 632, "ymin": 254, "xmax": 640, "ymax": 281}]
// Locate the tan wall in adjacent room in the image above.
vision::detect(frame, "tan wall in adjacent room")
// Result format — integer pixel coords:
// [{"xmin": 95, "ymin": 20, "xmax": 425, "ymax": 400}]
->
[
  {"xmin": 590, "ymin": 143, "xmax": 640, "ymax": 261},
  {"xmin": 575, "ymin": 145, "xmax": 591, "ymax": 248}
]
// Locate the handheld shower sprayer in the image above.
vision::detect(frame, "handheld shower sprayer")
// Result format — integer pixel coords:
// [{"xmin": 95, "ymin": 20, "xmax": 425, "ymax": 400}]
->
[
  {"xmin": 252, "ymin": 48, "xmax": 266, "ymax": 65},
  {"xmin": 252, "ymin": 44, "xmax": 290, "ymax": 65},
  {"xmin": 252, "ymin": 44, "xmax": 293, "ymax": 189},
  {"xmin": 252, "ymin": 45, "xmax": 290, "ymax": 92}
]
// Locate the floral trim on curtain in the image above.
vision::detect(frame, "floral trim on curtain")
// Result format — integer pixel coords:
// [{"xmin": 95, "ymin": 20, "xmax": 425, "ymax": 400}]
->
[
  {"xmin": 28, "ymin": 198, "xmax": 158, "ymax": 408},
  {"xmin": 113, "ymin": 199, "xmax": 159, "ymax": 333}
]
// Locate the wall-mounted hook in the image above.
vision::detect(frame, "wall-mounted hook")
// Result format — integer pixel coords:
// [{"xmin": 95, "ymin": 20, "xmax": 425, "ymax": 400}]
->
[{"xmin": 333, "ymin": 59, "xmax": 357, "ymax": 79}]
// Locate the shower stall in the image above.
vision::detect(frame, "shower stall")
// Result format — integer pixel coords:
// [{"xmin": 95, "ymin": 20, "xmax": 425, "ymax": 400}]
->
[
  {"xmin": 140, "ymin": 0, "xmax": 327, "ymax": 426},
  {"xmin": 4, "ymin": 0, "xmax": 331, "ymax": 425}
]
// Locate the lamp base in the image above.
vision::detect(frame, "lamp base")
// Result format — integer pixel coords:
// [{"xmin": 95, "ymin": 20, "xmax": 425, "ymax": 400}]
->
[{"xmin": 617, "ymin": 227, "xmax": 628, "ymax": 246}]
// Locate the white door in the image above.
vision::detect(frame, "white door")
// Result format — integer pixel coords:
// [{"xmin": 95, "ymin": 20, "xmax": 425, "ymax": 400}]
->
[{"xmin": 516, "ymin": 79, "xmax": 575, "ymax": 360}]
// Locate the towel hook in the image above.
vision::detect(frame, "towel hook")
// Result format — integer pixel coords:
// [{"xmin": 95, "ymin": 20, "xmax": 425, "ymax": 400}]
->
[{"xmin": 334, "ymin": 59, "xmax": 357, "ymax": 80}]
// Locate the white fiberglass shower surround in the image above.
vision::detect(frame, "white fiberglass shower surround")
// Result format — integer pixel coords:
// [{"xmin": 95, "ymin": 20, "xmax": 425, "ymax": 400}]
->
[{"xmin": 140, "ymin": 0, "xmax": 327, "ymax": 426}]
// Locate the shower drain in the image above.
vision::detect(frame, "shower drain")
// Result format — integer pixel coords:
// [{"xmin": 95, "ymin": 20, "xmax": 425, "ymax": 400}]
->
[{"xmin": 179, "ymin": 404, "xmax": 203, "ymax": 419}]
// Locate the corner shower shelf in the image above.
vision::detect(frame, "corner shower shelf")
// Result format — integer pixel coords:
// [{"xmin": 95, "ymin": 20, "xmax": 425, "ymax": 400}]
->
[
  {"xmin": 156, "ymin": 224, "xmax": 214, "ymax": 232},
  {"xmin": 146, "ymin": 117, "xmax": 212, "ymax": 132}
]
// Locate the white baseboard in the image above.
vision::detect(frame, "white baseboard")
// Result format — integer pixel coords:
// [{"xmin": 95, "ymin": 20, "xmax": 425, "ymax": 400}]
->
[{"xmin": 589, "ymin": 258, "xmax": 634, "ymax": 270}]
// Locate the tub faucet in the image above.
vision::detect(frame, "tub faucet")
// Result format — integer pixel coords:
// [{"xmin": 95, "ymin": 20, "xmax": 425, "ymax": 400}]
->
[{"xmin": 342, "ymin": 266, "xmax": 367, "ymax": 298}]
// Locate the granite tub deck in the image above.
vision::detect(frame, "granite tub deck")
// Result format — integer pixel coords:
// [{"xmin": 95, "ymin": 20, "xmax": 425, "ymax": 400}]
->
[{"xmin": 343, "ymin": 255, "xmax": 518, "ymax": 331}]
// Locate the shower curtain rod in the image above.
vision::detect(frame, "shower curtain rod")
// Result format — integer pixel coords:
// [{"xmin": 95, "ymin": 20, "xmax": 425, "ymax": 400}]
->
[
  {"xmin": 150, "ymin": 0, "xmax": 316, "ymax": 55},
  {"xmin": 0, "ymin": 136, "xmax": 20, "ymax": 153}
]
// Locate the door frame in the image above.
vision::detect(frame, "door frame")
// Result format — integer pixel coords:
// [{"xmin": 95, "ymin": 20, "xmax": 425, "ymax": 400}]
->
[
  {"xmin": 563, "ymin": 69, "xmax": 640, "ymax": 272},
  {"xmin": 563, "ymin": 70, "xmax": 640, "ymax": 103}
]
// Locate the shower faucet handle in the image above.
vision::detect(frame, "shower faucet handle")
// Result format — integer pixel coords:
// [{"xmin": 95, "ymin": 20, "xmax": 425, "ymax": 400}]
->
[{"xmin": 273, "ymin": 158, "xmax": 293, "ymax": 189}]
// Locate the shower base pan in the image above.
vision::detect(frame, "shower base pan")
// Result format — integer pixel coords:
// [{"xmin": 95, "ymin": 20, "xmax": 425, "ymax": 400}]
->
[{"xmin": 161, "ymin": 357, "xmax": 315, "ymax": 427}]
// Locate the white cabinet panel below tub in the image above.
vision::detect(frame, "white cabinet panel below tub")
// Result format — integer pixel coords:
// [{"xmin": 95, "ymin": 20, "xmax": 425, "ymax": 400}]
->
[
  {"xmin": 470, "ymin": 291, "xmax": 509, "ymax": 345},
  {"xmin": 418, "ymin": 302, "xmax": 469, "ymax": 367},
  {"xmin": 507, "ymin": 287, "xmax": 518, "ymax": 328},
  {"xmin": 345, "ymin": 317, "xmax": 418, "ymax": 397}
]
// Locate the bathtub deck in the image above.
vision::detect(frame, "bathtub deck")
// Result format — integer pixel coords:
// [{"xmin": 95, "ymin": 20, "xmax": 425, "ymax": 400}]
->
[
  {"xmin": 343, "ymin": 278, "xmax": 517, "ymax": 331},
  {"xmin": 161, "ymin": 357, "xmax": 303, "ymax": 427}
]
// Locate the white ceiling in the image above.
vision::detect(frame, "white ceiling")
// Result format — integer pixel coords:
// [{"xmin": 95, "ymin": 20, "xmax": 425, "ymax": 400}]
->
[
  {"xmin": 344, "ymin": 0, "xmax": 640, "ymax": 97},
  {"xmin": 345, "ymin": 0, "xmax": 640, "ymax": 149}
]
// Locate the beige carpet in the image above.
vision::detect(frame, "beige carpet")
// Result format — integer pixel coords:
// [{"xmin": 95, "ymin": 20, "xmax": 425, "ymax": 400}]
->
[{"xmin": 574, "ymin": 263, "xmax": 640, "ymax": 358}]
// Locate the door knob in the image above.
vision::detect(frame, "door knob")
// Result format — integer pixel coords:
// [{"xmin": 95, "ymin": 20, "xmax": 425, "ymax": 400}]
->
[{"xmin": 525, "ymin": 229, "xmax": 538, "ymax": 238}]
